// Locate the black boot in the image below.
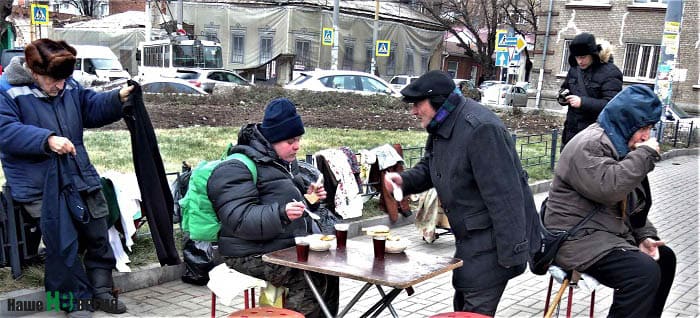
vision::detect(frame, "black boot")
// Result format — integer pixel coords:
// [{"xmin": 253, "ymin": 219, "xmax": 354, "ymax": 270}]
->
[
  {"xmin": 93, "ymin": 293, "xmax": 127, "ymax": 314},
  {"xmin": 87, "ymin": 268, "xmax": 127, "ymax": 314}
]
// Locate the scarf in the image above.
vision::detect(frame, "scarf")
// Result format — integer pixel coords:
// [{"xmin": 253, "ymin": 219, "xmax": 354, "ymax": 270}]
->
[{"xmin": 427, "ymin": 88, "xmax": 462, "ymax": 134}]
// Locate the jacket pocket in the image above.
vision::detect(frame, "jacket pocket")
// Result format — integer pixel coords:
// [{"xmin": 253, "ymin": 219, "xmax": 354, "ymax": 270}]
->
[{"xmin": 455, "ymin": 211, "xmax": 495, "ymax": 256}]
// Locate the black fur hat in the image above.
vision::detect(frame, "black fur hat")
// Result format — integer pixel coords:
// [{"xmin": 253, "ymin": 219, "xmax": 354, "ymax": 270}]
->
[
  {"xmin": 568, "ymin": 33, "xmax": 602, "ymax": 67},
  {"xmin": 24, "ymin": 38, "xmax": 77, "ymax": 79}
]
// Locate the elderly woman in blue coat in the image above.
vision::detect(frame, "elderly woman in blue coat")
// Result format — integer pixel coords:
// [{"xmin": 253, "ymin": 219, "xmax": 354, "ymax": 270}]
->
[
  {"xmin": 0, "ymin": 39, "xmax": 133, "ymax": 318},
  {"xmin": 384, "ymin": 71, "xmax": 541, "ymax": 316}
]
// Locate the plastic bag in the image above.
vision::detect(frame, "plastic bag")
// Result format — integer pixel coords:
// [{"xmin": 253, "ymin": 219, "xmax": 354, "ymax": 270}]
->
[
  {"xmin": 259, "ymin": 283, "xmax": 286, "ymax": 308},
  {"xmin": 181, "ymin": 239, "xmax": 217, "ymax": 285}
]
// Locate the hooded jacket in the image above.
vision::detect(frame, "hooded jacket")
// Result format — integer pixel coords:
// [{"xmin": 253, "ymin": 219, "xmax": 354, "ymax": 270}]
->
[
  {"xmin": 0, "ymin": 57, "xmax": 122, "ymax": 202},
  {"xmin": 399, "ymin": 92, "xmax": 541, "ymax": 291},
  {"xmin": 208, "ymin": 123, "xmax": 317, "ymax": 257},
  {"xmin": 545, "ymin": 85, "xmax": 662, "ymax": 271},
  {"xmin": 560, "ymin": 39, "xmax": 623, "ymax": 145}
]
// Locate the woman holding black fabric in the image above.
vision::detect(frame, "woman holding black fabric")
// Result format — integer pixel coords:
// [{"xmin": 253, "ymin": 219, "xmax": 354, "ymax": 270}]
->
[{"xmin": 559, "ymin": 32, "xmax": 622, "ymax": 148}]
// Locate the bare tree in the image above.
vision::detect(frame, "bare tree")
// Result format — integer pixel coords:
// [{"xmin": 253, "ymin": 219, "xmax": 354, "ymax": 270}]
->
[
  {"xmin": 420, "ymin": 0, "xmax": 538, "ymax": 80},
  {"xmin": 0, "ymin": 0, "xmax": 13, "ymax": 48},
  {"xmin": 66, "ymin": 0, "xmax": 101, "ymax": 17}
]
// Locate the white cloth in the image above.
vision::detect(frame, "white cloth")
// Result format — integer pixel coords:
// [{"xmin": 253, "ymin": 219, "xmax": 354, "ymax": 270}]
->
[
  {"xmin": 315, "ymin": 149, "xmax": 363, "ymax": 219},
  {"xmin": 415, "ymin": 189, "xmax": 441, "ymax": 243},
  {"xmin": 548, "ymin": 265, "xmax": 601, "ymax": 292},
  {"xmin": 101, "ymin": 171, "xmax": 141, "ymax": 251},
  {"xmin": 108, "ymin": 226, "xmax": 131, "ymax": 272},
  {"xmin": 370, "ymin": 144, "xmax": 404, "ymax": 170},
  {"xmin": 207, "ymin": 264, "xmax": 267, "ymax": 306}
]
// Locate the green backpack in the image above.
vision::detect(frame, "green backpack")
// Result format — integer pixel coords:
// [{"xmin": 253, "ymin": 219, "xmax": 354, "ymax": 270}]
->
[{"xmin": 179, "ymin": 151, "xmax": 257, "ymax": 242}]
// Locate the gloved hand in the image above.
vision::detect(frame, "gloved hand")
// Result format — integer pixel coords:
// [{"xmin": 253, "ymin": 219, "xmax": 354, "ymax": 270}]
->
[
  {"xmin": 635, "ymin": 137, "xmax": 659, "ymax": 154},
  {"xmin": 557, "ymin": 88, "xmax": 570, "ymax": 106}
]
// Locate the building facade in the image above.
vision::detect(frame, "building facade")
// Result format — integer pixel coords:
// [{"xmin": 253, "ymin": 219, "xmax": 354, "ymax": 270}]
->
[{"xmin": 532, "ymin": 0, "xmax": 698, "ymax": 113}]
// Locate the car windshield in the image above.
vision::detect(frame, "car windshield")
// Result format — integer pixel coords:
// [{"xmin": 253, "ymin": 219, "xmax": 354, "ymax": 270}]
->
[
  {"xmin": 143, "ymin": 82, "xmax": 201, "ymax": 94},
  {"xmin": 89, "ymin": 58, "xmax": 123, "ymax": 70},
  {"xmin": 391, "ymin": 77, "xmax": 406, "ymax": 84},
  {"xmin": 360, "ymin": 76, "xmax": 389, "ymax": 93}
]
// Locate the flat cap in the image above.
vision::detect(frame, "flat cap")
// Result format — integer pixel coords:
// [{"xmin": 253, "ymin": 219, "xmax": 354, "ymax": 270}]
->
[{"xmin": 400, "ymin": 70, "xmax": 455, "ymax": 103}]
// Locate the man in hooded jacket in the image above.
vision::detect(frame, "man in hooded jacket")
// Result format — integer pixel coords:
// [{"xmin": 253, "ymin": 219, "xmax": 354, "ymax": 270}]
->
[
  {"xmin": 559, "ymin": 32, "xmax": 623, "ymax": 147},
  {"xmin": 384, "ymin": 70, "xmax": 541, "ymax": 316},
  {"xmin": 545, "ymin": 85, "xmax": 676, "ymax": 317}
]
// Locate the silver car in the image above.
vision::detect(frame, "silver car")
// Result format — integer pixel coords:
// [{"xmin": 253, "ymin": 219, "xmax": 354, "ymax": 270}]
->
[
  {"xmin": 285, "ymin": 70, "xmax": 401, "ymax": 97},
  {"xmin": 174, "ymin": 68, "xmax": 252, "ymax": 93}
]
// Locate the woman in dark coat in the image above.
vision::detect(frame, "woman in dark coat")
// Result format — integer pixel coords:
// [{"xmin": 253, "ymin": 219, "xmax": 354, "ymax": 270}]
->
[
  {"xmin": 208, "ymin": 98, "xmax": 338, "ymax": 317},
  {"xmin": 384, "ymin": 71, "xmax": 540, "ymax": 316},
  {"xmin": 545, "ymin": 85, "xmax": 676, "ymax": 317},
  {"xmin": 559, "ymin": 33, "xmax": 623, "ymax": 147}
]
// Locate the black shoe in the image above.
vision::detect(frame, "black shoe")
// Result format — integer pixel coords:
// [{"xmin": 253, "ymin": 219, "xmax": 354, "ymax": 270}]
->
[
  {"xmin": 92, "ymin": 295, "xmax": 127, "ymax": 314},
  {"xmin": 66, "ymin": 310, "xmax": 93, "ymax": 318}
]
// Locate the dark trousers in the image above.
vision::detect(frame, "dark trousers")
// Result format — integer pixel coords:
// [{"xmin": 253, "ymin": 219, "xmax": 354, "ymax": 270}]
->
[
  {"xmin": 584, "ymin": 246, "xmax": 676, "ymax": 318},
  {"xmin": 225, "ymin": 255, "xmax": 339, "ymax": 318},
  {"xmin": 453, "ymin": 281, "xmax": 508, "ymax": 316},
  {"xmin": 76, "ymin": 213, "xmax": 118, "ymax": 297}
]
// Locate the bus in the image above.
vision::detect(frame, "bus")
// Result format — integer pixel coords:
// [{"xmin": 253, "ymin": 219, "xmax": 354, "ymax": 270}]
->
[{"xmin": 137, "ymin": 37, "xmax": 223, "ymax": 78}]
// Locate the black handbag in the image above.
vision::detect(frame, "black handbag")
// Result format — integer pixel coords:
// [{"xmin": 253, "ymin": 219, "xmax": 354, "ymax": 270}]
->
[{"xmin": 530, "ymin": 198, "xmax": 598, "ymax": 275}]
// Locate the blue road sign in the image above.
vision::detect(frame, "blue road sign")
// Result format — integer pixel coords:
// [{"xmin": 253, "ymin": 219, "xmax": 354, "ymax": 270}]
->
[
  {"xmin": 376, "ymin": 40, "xmax": 390, "ymax": 57},
  {"xmin": 495, "ymin": 51, "xmax": 509, "ymax": 67}
]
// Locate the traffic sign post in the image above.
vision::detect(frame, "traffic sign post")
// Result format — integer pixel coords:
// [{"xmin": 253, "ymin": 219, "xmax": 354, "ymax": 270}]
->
[
  {"xmin": 322, "ymin": 28, "xmax": 334, "ymax": 46},
  {"xmin": 376, "ymin": 40, "xmax": 390, "ymax": 57},
  {"xmin": 495, "ymin": 30, "xmax": 508, "ymax": 52}
]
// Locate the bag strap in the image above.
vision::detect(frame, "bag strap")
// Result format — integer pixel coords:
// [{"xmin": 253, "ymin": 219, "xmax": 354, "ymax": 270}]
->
[
  {"xmin": 226, "ymin": 153, "xmax": 258, "ymax": 184},
  {"xmin": 574, "ymin": 68, "xmax": 589, "ymax": 97},
  {"xmin": 567, "ymin": 204, "xmax": 600, "ymax": 236}
]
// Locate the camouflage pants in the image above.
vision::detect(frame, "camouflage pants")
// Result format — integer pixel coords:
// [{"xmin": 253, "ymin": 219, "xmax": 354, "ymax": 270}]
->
[{"xmin": 225, "ymin": 255, "xmax": 339, "ymax": 318}]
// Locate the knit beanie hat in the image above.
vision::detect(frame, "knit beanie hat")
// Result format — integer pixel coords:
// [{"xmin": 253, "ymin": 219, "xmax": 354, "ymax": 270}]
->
[
  {"xmin": 568, "ymin": 33, "xmax": 602, "ymax": 67},
  {"xmin": 24, "ymin": 39, "xmax": 77, "ymax": 79},
  {"xmin": 259, "ymin": 98, "xmax": 305, "ymax": 143}
]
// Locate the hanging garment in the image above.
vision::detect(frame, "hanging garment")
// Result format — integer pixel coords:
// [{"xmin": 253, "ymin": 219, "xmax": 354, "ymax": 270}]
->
[
  {"xmin": 122, "ymin": 81, "xmax": 180, "ymax": 266},
  {"xmin": 314, "ymin": 149, "xmax": 363, "ymax": 219}
]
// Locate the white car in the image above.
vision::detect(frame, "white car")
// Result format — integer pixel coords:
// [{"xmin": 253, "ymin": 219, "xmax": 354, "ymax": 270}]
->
[
  {"xmin": 483, "ymin": 84, "xmax": 528, "ymax": 107},
  {"xmin": 285, "ymin": 70, "xmax": 401, "ymax": 97},
  {"xmin": 389, "ymin": 75, "xmax": 419, "ymax": 91},
  {"xmin": 173, "ymin": 68, "xmax": 252, "ymax": 94}
]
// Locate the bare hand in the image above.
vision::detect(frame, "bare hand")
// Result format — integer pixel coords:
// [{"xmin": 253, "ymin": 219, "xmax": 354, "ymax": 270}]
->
[
  {"xmin": 285, "ymin": 201, "xmax": 306, "ymax": 221},
  {"xmin": 566, "ymin": 95, "xmax": 582, "ymax": 108},
  {"xmin": 119, "ymin": 85, "xmax": 135, "ymax": 103},
  {"xmin": 639, "ymin": 238, "xmax": 664, "ymax": 261},
  {"xmin": 308, "ymin": 183, "xmax": 327, "ymax": 201},
  {"xmin": 383, "ymin": 172, "xmax": 403, "ymax": 192},
  {"xmin": 634, "ymin": 137, "xmax": 660, "ymax": 154},
  {"xmin": 47, "ymin": 136, "xmax": 76, "ymax": 156}
]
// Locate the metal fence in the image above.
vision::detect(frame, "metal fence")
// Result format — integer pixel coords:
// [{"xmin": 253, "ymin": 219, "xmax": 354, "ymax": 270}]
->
[
  {"xmin": 402, "ymin": 129, "xmax": 560, "ymax": 171},
  {"xmin": 658, "ymin": 120, "xmax": 696, "ymax": 148}
]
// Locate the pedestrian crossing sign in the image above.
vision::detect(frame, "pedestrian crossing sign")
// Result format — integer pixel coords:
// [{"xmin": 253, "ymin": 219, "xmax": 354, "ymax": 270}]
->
[
  {"xmin": 322, "ymin": 28, "xmax": 334, "ymax": 46},
  {"xmin": 376, "ymin": 40, "xmax": 390, "ymax": 57},
  {"xmin": 31, "ymin": 4, "xmax": 49, "ymax": 25}
]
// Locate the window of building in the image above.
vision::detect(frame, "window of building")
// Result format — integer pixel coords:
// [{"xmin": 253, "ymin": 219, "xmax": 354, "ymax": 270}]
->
[
  {"xmin": 203, "ymin": 23, "xmax": 220, "ymax": 42},
  {"xmin": 405, "ymin": 49, "xmax": 415, "ymax": 75},
  {"xmin": 421, "ymin": 54, "xmax": 430, "ymax": 73},
  {"xmin": 622, "ymin": 43, "xmax": 660, "ymax": 80},
  {"xmin": 560, "ymin": 40, "xmax": 572, "ymax": 74},
  {"xmin": 447, "ymin": 61, "xmax": 458, "ymax": 78},
  {"xmin": 295, "ymin": 40, "xmax": 312, "ymax": 70},
  {"xmin": 343, "ymin": 45, "xmax": 354, "ymax": 70},
  {"xmin": 260, "ymin": 37, "xmax": 273, "ymax": 65},
  {"xmin": 231, "ymin": 34, "xmax": 245, "ymax": 64}
]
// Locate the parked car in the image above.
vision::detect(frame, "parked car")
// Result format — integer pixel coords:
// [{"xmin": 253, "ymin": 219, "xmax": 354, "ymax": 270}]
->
[
  {"xmin": 478, "ymin": 80, "xmax": 505, "ymax": 93},
  {"xmin": 1, "ymin": 48, "xmax": 24, "ymax": 74},
  {"xmin": 285, "ymin": 70, "xmax": 400, "ymax": 97},
  {"xmin": 389, "ymin": 75, "xmax": 419, "ymax": 91},
  {"xmin": 173, "ymin": 68, "xmax": 252, "ymax": 94},
  {"xmin": 453, "ymin": 79, "xmax": 481, "ymax": 101},
  {"xmin": 71, "ymin": 45, "xmax": 131, "ymax": 87},
  {"xmin": 140, "ymin": 78, "xmax": 208, "ymax": 96},
  {"xmin": 503, "ymin": 85, "xmax": 529, "ymax": 107}
]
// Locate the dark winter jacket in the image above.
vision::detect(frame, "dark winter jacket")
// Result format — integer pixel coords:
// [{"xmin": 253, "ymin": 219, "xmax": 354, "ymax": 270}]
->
[
  {"xmin": 560, "ymin": 48, "xmax": 622, "ymax": 145},
  {"xmin": 0, "ymin": 57, "xmax": 122, "ymax": 202},
  {"xmin": 399, "ymin": 94, "xmax": 541, "ymax": 291},
  {"xmin": 208, "ymin": 123, "xmax": 317, "ymax": 257}
]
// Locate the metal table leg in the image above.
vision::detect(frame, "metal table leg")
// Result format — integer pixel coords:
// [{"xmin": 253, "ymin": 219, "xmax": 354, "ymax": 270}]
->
[
  {"xmin": 359, "ymin": 287, "xmax": 402, "ymax": 318},
  {"xmin": 374, "ymin": 285, "xmax": 399, "ymax": 317},
  {"xmin": 370, "ymin": 288, "xmax": 402, "ymax": 318},
  {"xmin": 302, "ymin": 271, "xmax": 333, "ymax": 318},
  {"xmin": 337, "ymin": 282, "xmax": 373, "ymax": 317}
]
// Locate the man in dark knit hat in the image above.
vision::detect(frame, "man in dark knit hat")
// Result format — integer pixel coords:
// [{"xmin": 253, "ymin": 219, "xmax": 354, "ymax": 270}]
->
[
  {"xmin": 384, "ymin": 70, "xmax": 541, "ymax": 316},
  {"xmin": 559, "ymin": 32, "xmax": 623, "ymax": 148},
  {"xmin": 0, "ymin": 39, "xmax": 133, "ymax": 317},
  {"xmin": 208, "ymin": 98, "xmax": 338, "ymax": 317}
]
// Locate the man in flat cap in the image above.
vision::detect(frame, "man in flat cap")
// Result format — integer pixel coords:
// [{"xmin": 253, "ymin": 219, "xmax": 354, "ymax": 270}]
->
[
  {"xmin": 384, "ymin": 70, "xmax": 540, "ymax": 316},
  {"xmin": 0, "ymin": 38, "xmax": 132, "ymax": 317}
]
